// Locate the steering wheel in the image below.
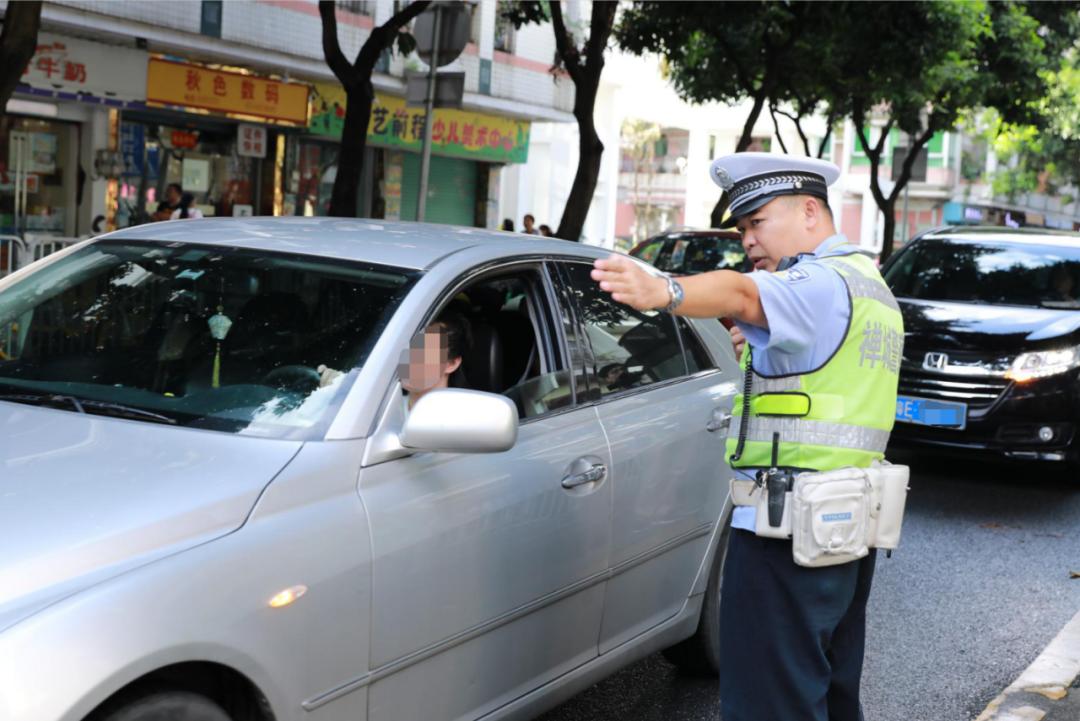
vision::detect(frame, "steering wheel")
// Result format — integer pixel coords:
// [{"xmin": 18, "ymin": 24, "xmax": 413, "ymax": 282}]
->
[{"xmin": 262, "ymin": 364, "xmax": 321, "ymax": 392}]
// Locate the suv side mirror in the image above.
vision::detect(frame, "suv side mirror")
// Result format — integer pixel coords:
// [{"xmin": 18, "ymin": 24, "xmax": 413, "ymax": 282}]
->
[{"xmin": 400, "ymin": 388, "xmax": 518, "ymax": 453}]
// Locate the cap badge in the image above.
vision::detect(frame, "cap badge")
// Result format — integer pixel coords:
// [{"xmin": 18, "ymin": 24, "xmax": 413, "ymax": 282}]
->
[{"xmin": 713, "ymin": 166, "xmax": 734, "ymax": 191}]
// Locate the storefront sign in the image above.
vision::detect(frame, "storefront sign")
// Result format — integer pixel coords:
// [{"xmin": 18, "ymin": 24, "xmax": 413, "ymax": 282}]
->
[
  {"xmin": 20, "ymin": 33, "xmax": 148, "ymax": 104},
  {"xmin": 147, "ymin": 58, "xmax": 310, "ymax": 125},
  {"xmin": 310, "ymin": 83, "xmax": 530, "ymax": 164},
  {"xmin": 169, "ymin": 130, "xmax": 200, "ymax": 150},
  {"xmin": 238, "ymin": 124, "xmax": 267, "ymax": 158}
]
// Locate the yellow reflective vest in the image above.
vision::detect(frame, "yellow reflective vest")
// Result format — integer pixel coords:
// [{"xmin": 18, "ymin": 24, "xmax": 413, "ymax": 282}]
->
[{"xmin": 726, "ymin": 253, "xmax": 904, "ymax": 472}]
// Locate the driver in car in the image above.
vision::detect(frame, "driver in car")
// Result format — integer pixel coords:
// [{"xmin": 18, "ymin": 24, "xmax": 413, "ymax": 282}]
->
[{"xmin": 317, "ymin": 310, "xmax": 470, "ymax": 411}]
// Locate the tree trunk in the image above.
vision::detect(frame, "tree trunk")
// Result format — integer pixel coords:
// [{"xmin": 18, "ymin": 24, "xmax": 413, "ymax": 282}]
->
[
  {"xmin": 0, "ymin": 1, "xmax": 44, "ymax": 118},
  {"xmin": 556, "ymin": 80, "xmax": 603, "ymax": 241},
  {"xmin": 328, "ymin": 84, "xmax": 374, "ymax": 217},
  {"xmin": 709, "ymin": 93, "xmax": 767, "ymax": 227}
]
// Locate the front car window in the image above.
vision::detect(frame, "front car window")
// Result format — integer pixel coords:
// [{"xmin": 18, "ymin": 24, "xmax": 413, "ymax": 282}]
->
[
  {"xmin": 884, "ymin": 238, "xmax": 1080, "ymax": 309},
  {"xmin": 0, "ymin": 240, "xmax": 417, "ymax": 438}
]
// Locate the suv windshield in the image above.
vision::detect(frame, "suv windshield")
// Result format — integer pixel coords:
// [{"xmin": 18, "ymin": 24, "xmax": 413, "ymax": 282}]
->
[
  {"xmin": 885, "ymin": 238, "xmax": 1080, "ymax": 309},
  {"xmin": 0, "ymin": 240, "xmax": 417, "ymax": 437}
]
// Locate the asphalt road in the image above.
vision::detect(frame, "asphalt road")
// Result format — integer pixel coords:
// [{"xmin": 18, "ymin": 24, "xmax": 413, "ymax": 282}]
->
[{"xmin": 536, "ymin": 449, "xmax": 1080, "ymax": 721}]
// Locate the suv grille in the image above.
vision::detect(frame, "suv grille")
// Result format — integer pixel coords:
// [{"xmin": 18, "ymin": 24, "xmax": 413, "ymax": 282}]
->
[
  {"xmin": 898, "ymin": 368, "xmax": 1010, "ymax": 408},
  {"xmin": 899, "ymin": 349, "xmax": 1012, "ymax": 409}
]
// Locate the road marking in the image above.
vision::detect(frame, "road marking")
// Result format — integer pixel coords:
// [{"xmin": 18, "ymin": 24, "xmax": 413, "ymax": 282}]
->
[{"xmin": 975, "ymin": 608, "xmax": 1080, "ymax": 721}]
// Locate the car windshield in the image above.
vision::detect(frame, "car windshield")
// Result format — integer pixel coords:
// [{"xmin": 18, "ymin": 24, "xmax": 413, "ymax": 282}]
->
[
  {"xmin": 0, "ymin": 240, "xmax": 418, "ymax": 438},
  {"xmin": 884, "ymin": 238, "xmax": 1080, "ymax": 309}
]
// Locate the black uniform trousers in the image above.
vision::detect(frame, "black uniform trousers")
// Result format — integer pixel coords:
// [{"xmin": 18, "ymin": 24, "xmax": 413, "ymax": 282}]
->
[{"xmin": 719, "ymin": 528, "xmax": 877, "ymax": 721}]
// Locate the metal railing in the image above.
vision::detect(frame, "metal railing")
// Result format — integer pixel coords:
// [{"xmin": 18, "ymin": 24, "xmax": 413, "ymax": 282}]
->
[
  {"xmin": 0, "ymin": 235, "xmax": 27, "ymax": 278},
  {"xmin": 0, "ymin": 234, "xmax": 82, "ymax": 278}
]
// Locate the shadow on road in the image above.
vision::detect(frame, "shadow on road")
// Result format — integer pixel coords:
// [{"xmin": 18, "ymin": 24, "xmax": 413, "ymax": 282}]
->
[{"xmin": 535, "ymin": 655, "xmax": 720, "ymax": 721}]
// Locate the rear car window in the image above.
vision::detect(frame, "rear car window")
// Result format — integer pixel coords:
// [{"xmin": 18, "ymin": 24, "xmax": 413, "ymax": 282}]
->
[
  {"xmin": 561, "ymin": 262, "xmax": 686, "ymax": 400},
  {"xmin": 884, "ymin": 238, "xmax": 1080, "ymax": 308}
]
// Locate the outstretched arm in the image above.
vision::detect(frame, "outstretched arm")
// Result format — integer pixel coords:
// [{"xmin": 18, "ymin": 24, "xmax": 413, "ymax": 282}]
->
[{"xmin": 591, "ymin": 254, "xmax": 768, "ymax": 328}]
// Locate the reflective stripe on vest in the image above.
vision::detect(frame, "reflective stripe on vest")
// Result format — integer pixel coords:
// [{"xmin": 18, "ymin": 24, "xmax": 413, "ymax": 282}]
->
[{"xmin": 726, "ymin": 252, "xmax": 903, "ymax": 472}]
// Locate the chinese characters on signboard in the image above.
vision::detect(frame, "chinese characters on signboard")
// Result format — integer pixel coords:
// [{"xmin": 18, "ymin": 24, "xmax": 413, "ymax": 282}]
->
[
  {"xmin": 310, "ymin": 83, "xmax": 530, "ymax": 164},
  {"xmin": 20, "ymin": 33, "xmax": 148, "ymax": 104},
  {"xmin": 146, "ymin": 58, "xmax": 310, "ymax": 125},
  {"xmin": 237, "ymin": 125, "xmax": 267, "ymax": 158}
]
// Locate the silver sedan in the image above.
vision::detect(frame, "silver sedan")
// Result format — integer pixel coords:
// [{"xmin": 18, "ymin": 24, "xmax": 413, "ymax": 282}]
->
[{"xmin": 0, "ymin": 218, "xmax": 738, "ymax": 721}]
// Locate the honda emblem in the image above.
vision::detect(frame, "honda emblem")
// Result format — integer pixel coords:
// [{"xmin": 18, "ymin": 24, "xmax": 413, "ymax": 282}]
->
[{"xmin": 923, "ymin": 352, "xmax": 948, "ymax": 371}]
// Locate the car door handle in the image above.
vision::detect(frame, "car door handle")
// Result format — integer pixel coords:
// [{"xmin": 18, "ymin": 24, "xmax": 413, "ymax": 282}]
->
[
  {"xmin": 561, "ymin": 463, "xmax": 607, "ymax": 489},
  {"xmin": 706, "ymin": 410, "xmax": 732, "ymax": 433}
]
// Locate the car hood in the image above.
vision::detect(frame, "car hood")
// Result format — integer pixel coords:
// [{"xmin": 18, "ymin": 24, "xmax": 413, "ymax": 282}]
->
[
  {"xmin": 0, "ymin": 403, "xmax": 302, "ymax": 633},
  {"xmin": 899, "ymin": 298, "xmax": 1080, "ymax": 352}
]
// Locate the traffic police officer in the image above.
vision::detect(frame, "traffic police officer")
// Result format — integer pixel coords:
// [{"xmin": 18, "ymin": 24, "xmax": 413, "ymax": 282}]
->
[{"xmin": 591, "ymin": 152, "xmax": 903, "ymax": 721}]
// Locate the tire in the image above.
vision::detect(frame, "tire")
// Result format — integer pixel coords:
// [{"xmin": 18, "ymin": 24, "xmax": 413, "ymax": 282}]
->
[
  {"xmin": 93, "ymin": 690, "xmax": 232, "ymax": 721},
  {"xmin": 661, "ymin": 523, "xmax": 729, "ymax": 677}
]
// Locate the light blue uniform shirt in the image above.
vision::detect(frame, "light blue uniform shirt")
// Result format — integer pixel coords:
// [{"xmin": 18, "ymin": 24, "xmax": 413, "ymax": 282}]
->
[{"xmin": 730, "ymin": 234, "xmax": 859, "ymax": 531}]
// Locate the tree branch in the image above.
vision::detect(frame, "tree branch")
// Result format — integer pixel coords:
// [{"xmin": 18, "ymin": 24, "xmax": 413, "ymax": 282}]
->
[
  {"xmin": 1, "ymin": 1, "xmax": 44, "ymax": 114},
  {"xmin": 584, "ymin": 2, "xmax": 617, "ymax": 74},
  {"xmin": 816, "ymin": 110, "xmax": 836, "ymax": 159},
  {"xmin": 769, "ymin": 103, "xmax": 790, "ymax": 154},
  {"xmin": 319, "ymin": 1, "xmax": 354, "ymax": 86},
  {"xmin": 549, "ymin": 2, "xmax": 582, "ymax": 84}
]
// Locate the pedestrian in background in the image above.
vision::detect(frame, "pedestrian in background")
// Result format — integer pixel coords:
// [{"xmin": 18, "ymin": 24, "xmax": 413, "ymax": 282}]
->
[
  {"xmin": 153, "ymin": 183, "xmax": 183, "ymax": 222},
  {"xmin": 539, "ymin": 224, "xmax": 553, "ymax": 237},
  {"xmin": 590, "ymin": 152, "xmax": 902, "ymax": 721},
  {"xmin": 171, "ymin": 193, "xmax": 204, "ymax": 220},
  {"xmin": 521, "ymin": 214, "xmax": 539, "ymax": 235},
  {"xmin": 500, "ymin": 218, "xmax": 515, "ymax": 232}
]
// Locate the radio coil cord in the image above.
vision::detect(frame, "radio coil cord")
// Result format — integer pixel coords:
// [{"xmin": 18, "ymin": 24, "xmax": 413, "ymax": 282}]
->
[{"xmin": 729, "ymin": 346, "xmax": 753, "ymax": 463}]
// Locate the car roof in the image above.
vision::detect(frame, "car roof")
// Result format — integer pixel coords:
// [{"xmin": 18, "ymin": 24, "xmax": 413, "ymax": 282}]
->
[
  {"xmin": 917, "ymin": 225, "xmax": 1080, "ymax": 248},
  {"xmin": 100, "ymin": 217, "xmax": 596, "ymax": 271},
  {"xmin": 646, "ymin": 229, "xmax": 742, "ymax": 241}
]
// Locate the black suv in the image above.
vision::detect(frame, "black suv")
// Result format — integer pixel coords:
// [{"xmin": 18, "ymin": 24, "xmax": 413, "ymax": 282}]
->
[{"xmin": 883, "ymin": 226, "xmax": 1080, "ymax": 467}]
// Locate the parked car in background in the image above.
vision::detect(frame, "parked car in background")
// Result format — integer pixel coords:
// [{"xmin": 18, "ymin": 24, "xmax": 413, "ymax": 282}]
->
[
  {"xmin": 0, "ymin": 218, "xmax": 738, "ymax": 721},
  {"xmin": 882, "ymin": 226, "xmax": 1080, "ymax": 470},
  {"xmin": 629, "ymin": 229, "xmax": 751, "ymax": 276}
]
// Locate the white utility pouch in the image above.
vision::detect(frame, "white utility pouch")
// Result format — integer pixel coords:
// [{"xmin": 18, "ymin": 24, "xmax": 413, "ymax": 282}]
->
[
  {"xmin": 867, "ymin": 460, "xmax": 910, "ymax": 550},
  {"xmin": 790, "ymin": 467, "xmax": 871, "ymax": 567}
]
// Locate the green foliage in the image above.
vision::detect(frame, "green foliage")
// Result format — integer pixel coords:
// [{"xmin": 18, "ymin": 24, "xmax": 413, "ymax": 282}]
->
[{"xmin": 981, "ymin": 46, "xmax": 1080, "ymax": 201}]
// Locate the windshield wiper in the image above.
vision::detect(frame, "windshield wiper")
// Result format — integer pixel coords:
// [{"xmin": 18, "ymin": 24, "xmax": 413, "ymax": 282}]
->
[{"xmin": 0, "ymin": 392, "xmax": 177, "ymax": 425}]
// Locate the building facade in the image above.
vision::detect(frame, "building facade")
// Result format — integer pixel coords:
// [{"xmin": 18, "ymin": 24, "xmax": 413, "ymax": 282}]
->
[{"xmin": 0, "ymin": 0, "xmax": 574, "ymax": 249}]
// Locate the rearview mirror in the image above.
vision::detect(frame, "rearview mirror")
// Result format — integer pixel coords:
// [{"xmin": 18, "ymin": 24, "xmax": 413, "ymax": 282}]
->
[{"xmin": 400, "ymin": 389, "xmax": 518, "ymax": 453}]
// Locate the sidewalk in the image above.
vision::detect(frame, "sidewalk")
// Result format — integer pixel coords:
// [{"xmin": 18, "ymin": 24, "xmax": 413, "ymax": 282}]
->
[{"xmin": 975, "ymin": 609, "xmax": 1080, "ymax": 721}]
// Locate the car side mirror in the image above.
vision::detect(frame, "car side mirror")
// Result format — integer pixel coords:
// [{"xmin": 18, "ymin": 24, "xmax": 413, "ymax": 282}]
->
[{"xmin": 400, "ymin": 388, "xmax": 518, "ymax": 453}]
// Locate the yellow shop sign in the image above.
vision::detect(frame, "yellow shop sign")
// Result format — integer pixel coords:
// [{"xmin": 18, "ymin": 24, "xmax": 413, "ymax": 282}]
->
[{"xmin": 147, "ymin": 58, "xmax": 310, "ymax": 126}]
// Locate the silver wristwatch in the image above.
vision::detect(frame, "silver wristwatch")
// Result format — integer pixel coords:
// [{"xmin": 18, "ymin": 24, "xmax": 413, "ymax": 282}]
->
[{"xmin": 662, "ymin": 274, "xmax": 684, "ymax": 313}]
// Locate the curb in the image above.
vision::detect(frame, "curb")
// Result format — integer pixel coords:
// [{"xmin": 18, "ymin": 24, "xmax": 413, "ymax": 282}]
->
[{"xmin": 975, "ymin": 608, "xmax": 1080, "ymax": 721}]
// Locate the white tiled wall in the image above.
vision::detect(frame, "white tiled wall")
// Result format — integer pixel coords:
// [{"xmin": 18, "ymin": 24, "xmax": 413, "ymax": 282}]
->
[{"xmin": 43, "ymin": 0, "xmax": 573, "ymax": 114}]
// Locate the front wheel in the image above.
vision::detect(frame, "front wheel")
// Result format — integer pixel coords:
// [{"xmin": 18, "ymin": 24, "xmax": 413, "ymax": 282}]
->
[
  {"xmin": 661, "ymin": 522, "xmax": 728, "ymax": 676},
  {"xmin": 92, "ymin": 690, "xmax": 232, "ymax": 721}
]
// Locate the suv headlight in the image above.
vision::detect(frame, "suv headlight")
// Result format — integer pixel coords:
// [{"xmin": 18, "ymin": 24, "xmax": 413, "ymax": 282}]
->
[{"xmin": 1005, "ymin": 345, "xmax": 1080, "ymax": 382}]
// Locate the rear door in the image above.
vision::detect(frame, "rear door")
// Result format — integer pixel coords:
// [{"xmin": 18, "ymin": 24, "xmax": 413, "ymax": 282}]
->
[{"xmin": 556, "ymin": 260, "xmax": 734, "ymax": 653}]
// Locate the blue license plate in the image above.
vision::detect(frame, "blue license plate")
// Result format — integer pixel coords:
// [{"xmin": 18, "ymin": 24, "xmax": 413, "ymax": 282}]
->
[{"xmin": 895, "ymin": 395, "xmax": 967, "ymax": 429}]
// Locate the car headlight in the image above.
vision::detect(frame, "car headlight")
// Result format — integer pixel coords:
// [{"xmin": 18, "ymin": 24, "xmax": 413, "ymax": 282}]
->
[{"xmin": 1005, "ymin": 345, "xmax": 1080, "ymax": 382}]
